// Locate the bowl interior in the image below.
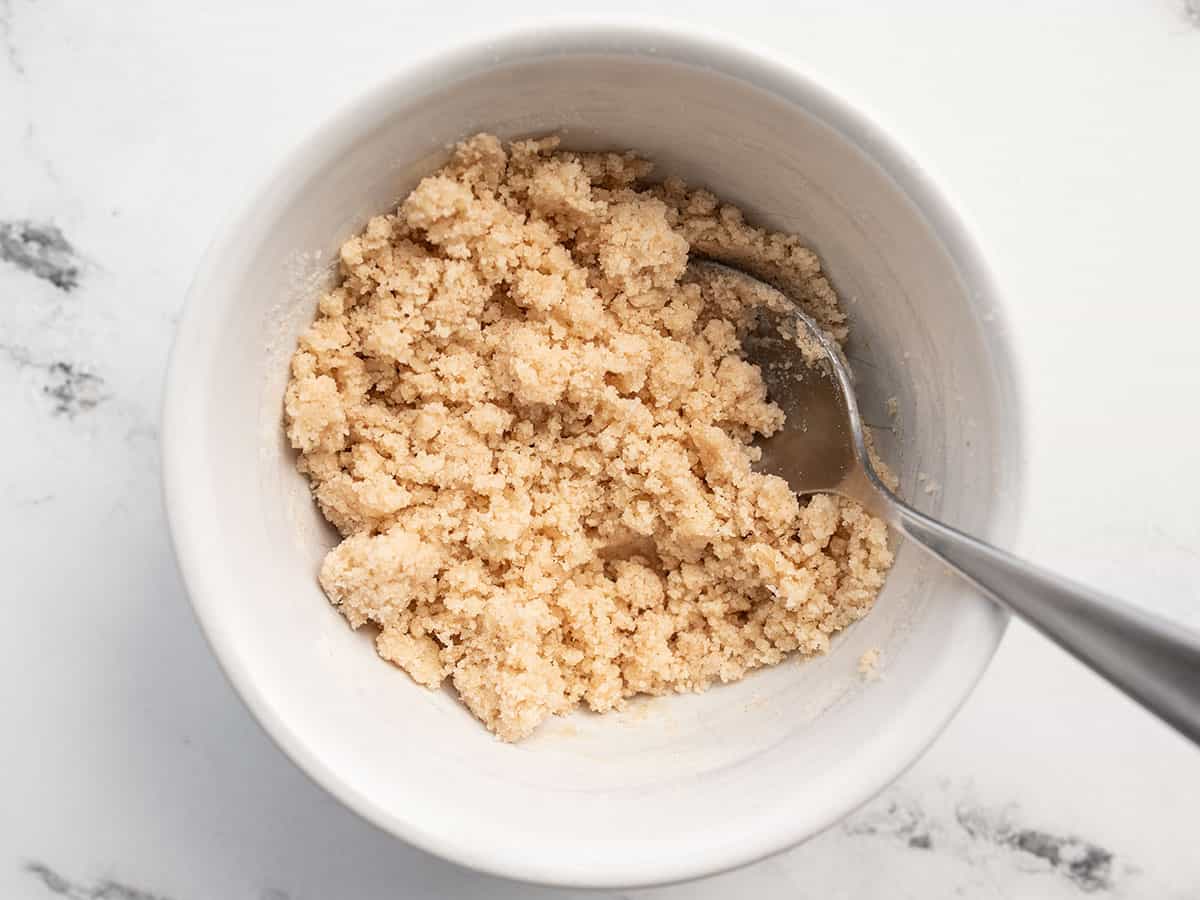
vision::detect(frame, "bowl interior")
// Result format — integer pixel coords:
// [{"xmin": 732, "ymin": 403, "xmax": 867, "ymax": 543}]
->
[{"xmin": 167, "ymin": 35, "xmax": 1020, "ymax": 888}]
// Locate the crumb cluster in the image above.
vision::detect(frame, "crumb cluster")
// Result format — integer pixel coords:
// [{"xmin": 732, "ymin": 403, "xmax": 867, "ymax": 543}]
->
[{"xmin": 285, "ymin": 134, "xmax": 893, "ymax": 741}]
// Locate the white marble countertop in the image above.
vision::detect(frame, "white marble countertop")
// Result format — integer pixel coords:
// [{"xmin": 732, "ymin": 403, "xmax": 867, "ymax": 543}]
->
[{"xmin": 3, "ymin": 2, "xmax": 1199, "ymax": 898}]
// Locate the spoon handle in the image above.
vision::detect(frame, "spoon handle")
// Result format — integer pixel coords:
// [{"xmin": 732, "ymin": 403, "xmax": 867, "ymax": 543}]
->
[{"xmin": 888, "ymin": 499, "xmax": 1200, "ymax": 745}]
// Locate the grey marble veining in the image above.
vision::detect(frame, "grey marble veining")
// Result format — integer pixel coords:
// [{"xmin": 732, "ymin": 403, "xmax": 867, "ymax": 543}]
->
[
  {"xmin": 26, "ymin": 863, "xmax": 173, "ymax": 900},
  {"xmin": 10, "ymin": 785, "xmax": 1145, "ymax": 900},
  {"xmin": 0, "ymin": 0, "xmax": 25, "ymax": 77},
  {"xmin": 0, "ymin": 343, "xmax": 107, "ymax": 417},
  {"xmin": 0, "ymin": 220, "xmax": 80, "ymax": 291},
  {"xmin": 844, "ymin": 790, "xmax": 1120, "ymax": 894}
]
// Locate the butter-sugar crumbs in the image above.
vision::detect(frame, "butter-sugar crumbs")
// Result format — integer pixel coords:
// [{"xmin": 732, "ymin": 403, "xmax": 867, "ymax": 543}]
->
[{"xmin": 285, "ymin": 134, "xmax": 893, "ymax": 741}]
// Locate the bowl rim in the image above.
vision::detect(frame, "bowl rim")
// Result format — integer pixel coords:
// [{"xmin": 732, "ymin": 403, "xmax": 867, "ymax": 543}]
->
[{"xmin": 162, "ymin": 18, "xmax": 1028, "ymax": 889}]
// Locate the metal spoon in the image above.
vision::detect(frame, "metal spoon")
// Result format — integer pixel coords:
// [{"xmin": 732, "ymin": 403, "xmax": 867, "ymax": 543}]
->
[{"xmin": 691, "ymin": 259, "xmax": 1200, "ymax": 745}]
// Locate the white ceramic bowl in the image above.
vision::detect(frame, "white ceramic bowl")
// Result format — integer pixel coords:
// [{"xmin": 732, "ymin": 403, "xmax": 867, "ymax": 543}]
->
[{"xmin": 163, "ymin": 23, "xmax": 1025, "ymax": 889}]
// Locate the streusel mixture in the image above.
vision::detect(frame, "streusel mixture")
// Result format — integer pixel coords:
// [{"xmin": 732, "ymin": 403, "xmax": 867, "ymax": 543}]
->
[{"xmin": 284, "ymin": 134, "xmax": 893, "ymax": 741}]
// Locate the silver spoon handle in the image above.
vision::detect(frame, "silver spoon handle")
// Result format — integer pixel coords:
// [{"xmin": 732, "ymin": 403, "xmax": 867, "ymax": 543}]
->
[{"xmin": 887, "ymin": 498, "xmax": 1200, "ymax": 745}]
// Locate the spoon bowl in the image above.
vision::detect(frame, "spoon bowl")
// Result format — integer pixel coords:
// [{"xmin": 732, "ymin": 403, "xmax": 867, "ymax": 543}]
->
[{"xmin": 689, "ymin": 259, "xmax": 887, "ymax": 515}]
